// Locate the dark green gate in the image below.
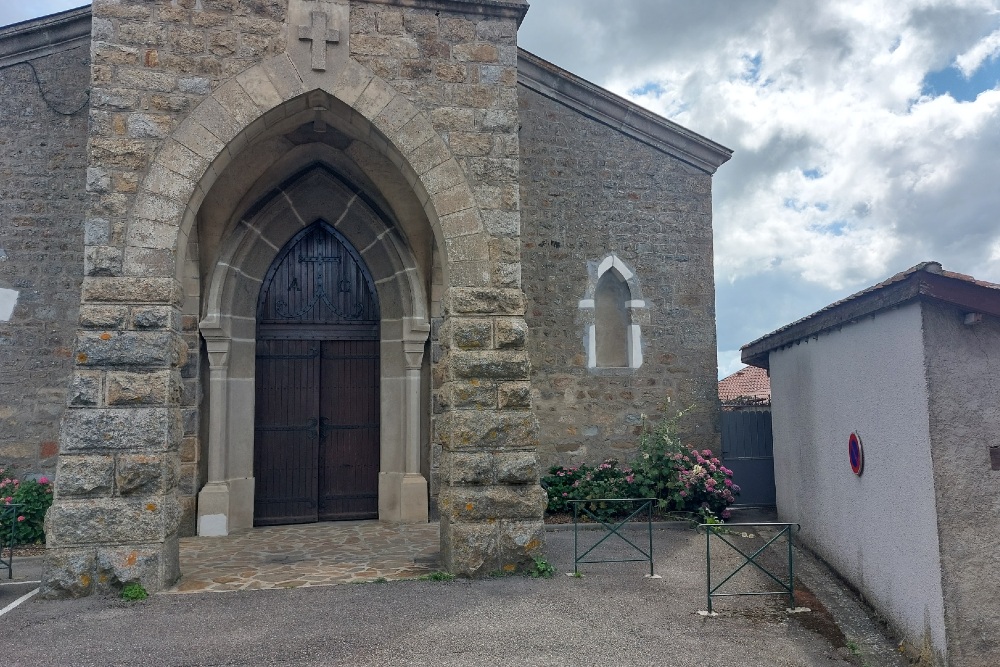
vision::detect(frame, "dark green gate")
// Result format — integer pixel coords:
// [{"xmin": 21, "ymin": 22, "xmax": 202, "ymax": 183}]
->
[{"xmin": 720, "ymin": 409, "xmax": 775, "ymax": 506}]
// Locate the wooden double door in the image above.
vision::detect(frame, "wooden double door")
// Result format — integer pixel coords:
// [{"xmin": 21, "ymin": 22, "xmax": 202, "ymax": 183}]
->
[{"xmin": 253, "ymin": 222, "xmax": 381, "ymax": 526}]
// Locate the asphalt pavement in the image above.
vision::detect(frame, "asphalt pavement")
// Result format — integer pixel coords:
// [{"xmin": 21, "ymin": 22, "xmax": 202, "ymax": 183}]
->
[{"xmin": 0, "ymin": 521, "xmax": 906, "ymax": 667}]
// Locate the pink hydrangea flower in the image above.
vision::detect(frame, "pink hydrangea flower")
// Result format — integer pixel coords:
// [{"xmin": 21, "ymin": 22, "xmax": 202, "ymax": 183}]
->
[
  {"xmin": 39, "ymin": 476, "xmax": 50, "ymax": 484},
  {"xmin": 17, "ymin": 515, "xmax": 25, "ymax": 522},
  {"xmin": 724, "ymin": 479, "xmax": 733, "ymax": 487}
]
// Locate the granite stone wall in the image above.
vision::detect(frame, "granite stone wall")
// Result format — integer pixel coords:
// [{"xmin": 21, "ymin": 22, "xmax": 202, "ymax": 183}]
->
[
  {"xmin": 518, "ymin": 84, "xmax": 722, "ymax": 470},
  {"xmin": 37, "ymin": 0, "xmax": 545, "ymax": 595},
  {"xmin": 0, "ymin": 44, "xmax": 90, "ymax": 477}
]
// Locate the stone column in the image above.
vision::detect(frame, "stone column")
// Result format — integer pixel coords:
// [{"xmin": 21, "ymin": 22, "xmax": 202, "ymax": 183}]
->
[
  {"xmin": 196, "ymin": 334, "xmax": 230, "ymax": 536},
  {"xmin": 436, "ymin": 288, "xmax": 547, "ymax": 576},
  {"xmin": 400, "ymin": 319, "xmax": 431, "ymax": 523},
  {"xmin": 41, "ymin": 279, "xmax": 185, "ymax": 597}
]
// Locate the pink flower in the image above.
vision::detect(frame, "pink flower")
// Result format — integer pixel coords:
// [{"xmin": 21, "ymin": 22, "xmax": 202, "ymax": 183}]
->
[
  {"xmin": 706, "ymin": 478, "xmax": 716, "ymax": 487},
  {"xmin": 3, "ymin": 496, "xmax": 10, "ymax": 504},
  {"xmin": 16, "ymin": 515, "xmax": 25, "ymax": 522},
  {"xmin": 709, "ymin": 464, "xmax": 717, "ymax": 472},
  {"xmin": 562, "ymin": 492, "xmax": 568, "ymax": 497},
  {"xmin": 702, "ymin": 449, "xmax": 712, "ymax": 456},
  {"xmin": 724, "ymin": 479, "xmax": 733, "ymax": 487},
  {"xmin": 696, "ymin": 457, "xmax": 706, "ymax": 464},
  {"xmin": 38, "ymin": 476, "xmax": 49, "ymax": 485},
  {"xmin": 679, "ymin": 491, "xmax": 687, "ymax": 497},
  {"xmin": 721, "ymin": 510, "xmax": 731, "ymax": 519},
  {"xmin": 625, "ymin": 474, "xmax": 634, "ymax": 483}
]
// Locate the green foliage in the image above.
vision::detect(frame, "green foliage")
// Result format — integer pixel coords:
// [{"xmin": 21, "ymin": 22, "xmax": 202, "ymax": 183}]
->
[
  {"xmin": 120, "ymin": 582, "xmax": 148, "ymax": 602},
  {"xmin": 418, "ymin": 571, "xmax": 456, "ymax": 582},
  {"xmin": 540, "ymin": 408, "xmax": 741, "ymax": 521},
  {"xmin": 540, "ymin": 459, "xmax": 637, "ymax": 521},
  {"xmin": 527, "ymin": 556, "xmax": 555, "ymax": 579},
  {"xmin": 0, "ymin": 465, "xmax": 54, "ymax": 545}
]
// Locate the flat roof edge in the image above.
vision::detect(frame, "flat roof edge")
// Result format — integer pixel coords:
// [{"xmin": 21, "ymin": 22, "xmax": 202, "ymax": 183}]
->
[
  {"xmin": 517, "ymin": 48, "xmax": 732, "ymax": 174},
  {"xmin": 741, "ymin": 265, "xmax": 1000, "ymax": 369},
  {"xmin": 0, "ymin": 6, "xmax": 92, "ymax": 69}
]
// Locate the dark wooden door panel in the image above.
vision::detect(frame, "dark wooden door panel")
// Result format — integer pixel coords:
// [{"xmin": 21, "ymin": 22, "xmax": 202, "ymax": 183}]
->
[
  {"xmin": 253, "ymin": 222, "xmax": 382, "ymax": 526},
  {"xmin": 319, "ymin": 340, "xmax": 380, "ymax": 520},
  {"xmin": 253, "ymin": 340, "xmax": 321, "ymax": 525}
]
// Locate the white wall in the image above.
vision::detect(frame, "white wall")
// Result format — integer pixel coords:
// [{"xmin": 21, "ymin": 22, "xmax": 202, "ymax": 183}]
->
[{"xmin": 769, "ymin": 303, "xmax": 946, "ymax": 657}]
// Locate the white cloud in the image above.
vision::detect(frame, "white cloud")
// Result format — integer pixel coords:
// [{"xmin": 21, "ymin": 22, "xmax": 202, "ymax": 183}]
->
[
  {"xmin": 520, "ymin": 0, "xmax": 1000, "ymax": 350},
  {"xmin": 955, "ymin": 27, "xmax": 1000, "ymax": 75}
]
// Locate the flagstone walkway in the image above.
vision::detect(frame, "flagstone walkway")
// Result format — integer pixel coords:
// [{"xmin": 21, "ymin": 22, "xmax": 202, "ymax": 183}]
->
[{"xmin": 167, "ymin": 521, "xmax": 440, "ymax": 594}]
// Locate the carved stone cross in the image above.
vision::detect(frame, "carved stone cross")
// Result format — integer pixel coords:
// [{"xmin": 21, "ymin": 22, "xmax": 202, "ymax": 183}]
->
[{"xmin": 298, "ymin": 11, "xmax": 340, "ymax": 71}]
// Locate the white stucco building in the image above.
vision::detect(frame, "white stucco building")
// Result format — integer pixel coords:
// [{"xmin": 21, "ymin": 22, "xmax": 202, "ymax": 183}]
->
[{"xmin": 742, "ymin": 262, "xmax": 1000, "ymax": 667}]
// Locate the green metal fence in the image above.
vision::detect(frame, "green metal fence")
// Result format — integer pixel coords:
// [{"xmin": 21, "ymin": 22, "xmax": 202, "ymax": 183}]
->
[
  {"xmin": 699, "ymin": 522, "xmax": 800, "ymax": 613},
  {"xmin": 1, "ymin": 503, "xmax": 21, "ymax": 579},
  {"xmin": 569, "ymin": 498, "xmax": 656, "ymax": 576}
]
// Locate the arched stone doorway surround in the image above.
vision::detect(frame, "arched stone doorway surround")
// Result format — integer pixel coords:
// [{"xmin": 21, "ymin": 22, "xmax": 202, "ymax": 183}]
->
[
  {"xmin": 45, "ymin": 49, "xmax": 544, "ymax": 596},
  {"xmin": 197, "ymin": 163, "xmax": 432, "ymax": 535}
]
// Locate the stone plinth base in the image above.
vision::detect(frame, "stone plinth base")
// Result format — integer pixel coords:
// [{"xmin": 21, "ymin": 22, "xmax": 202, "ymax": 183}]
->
[
  {"xmin": 39, "ymin": 538, "xmax": 179, "ymax": 599},
  {"xmin": 439, "ymin": 485, "xmax": 546, "ymax": 576}
]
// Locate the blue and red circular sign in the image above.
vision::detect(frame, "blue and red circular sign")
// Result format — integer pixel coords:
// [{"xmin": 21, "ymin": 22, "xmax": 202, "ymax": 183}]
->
[{"xmin": 848, "ymin": 432, "xmax": 864, "ymax": 476}]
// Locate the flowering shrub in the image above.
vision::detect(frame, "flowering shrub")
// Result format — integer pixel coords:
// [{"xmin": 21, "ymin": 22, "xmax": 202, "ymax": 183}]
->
[
  {"xmin": 0, "ymin": 465, "xmax": 54, "ymax": 545},
  {"xmin": 630, "ymin": 411, "xmax": 739, "ymax": 519},
  {"xmin": 541, "ymin": 409, "xmax": 740, "ymax": 521},
  {"xmin": 541, "ymin": 459, "xmax": 636, "ymax": 520}
]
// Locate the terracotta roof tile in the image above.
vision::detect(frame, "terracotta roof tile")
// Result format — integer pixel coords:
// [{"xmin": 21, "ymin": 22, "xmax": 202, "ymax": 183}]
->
[{"xmin": 719, "ymin": 365, "xmax": 770, "ymax": 403}]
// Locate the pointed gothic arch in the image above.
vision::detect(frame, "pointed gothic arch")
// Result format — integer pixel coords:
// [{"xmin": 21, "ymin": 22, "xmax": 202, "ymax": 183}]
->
[{"xmin": 578, "ymin": 254, "xmax": 648, "ymax": 370}]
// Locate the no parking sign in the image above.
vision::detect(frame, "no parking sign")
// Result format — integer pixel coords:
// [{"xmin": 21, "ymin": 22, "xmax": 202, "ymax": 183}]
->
[{"xmin": 848, "ymin": 432, "xmax": 864, "ymax": 476}]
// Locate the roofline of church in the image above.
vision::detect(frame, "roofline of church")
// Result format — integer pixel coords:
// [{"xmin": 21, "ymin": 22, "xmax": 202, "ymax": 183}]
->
[
  {"xmin": 0, "ymin": 5, "xmax": 91, "ymax": 70},
  {"xmin": 516, "ymin": 49, "xmax": 733, "ymax": 175},
  {"xmin": 0, "ymin": 4, "xmax": 731, "ymax": 175},
  {"xmin": 0, "ymin": 0, "xmax": 529, "ymax": 66},
  {"xmin": 366, "ymin": 0, "xmax": 529, "ymax": 25}
]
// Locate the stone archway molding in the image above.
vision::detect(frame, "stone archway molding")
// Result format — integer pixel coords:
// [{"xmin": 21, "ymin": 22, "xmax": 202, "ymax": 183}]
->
[
  {"xmin": 129, "ymin": 54, "xmax": 490, "ymax": 289},
  {"xmin": 196, "ymin": 165, "xmax": 431, "ymax": 535}
]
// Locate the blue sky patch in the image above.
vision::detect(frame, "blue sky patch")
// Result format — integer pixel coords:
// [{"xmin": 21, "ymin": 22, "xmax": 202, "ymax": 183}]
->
[
  {"xmin": 923, "ymin": 59, "xmax": 1000, "ymax": 102},
  {"xmin": 629, "ymin": 81, "xmax": 666, "ymax": 98},
  {"xmin": 802, "ymin": 168, "xmax": 822, "ymax": 180},
  {"xmin": 742, "ymin": 53, "xmax": 763, "ymax": 83}
]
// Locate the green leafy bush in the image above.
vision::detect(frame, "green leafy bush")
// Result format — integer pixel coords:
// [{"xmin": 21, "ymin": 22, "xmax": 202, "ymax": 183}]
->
[
  {"xmin": 0, "ymin": 465, "xmax": 54, "ymax": 545},
  {"xmin": 540, "ymin": 459, "xmax": 636, "ymax": 521},
  {"xmin": 540, "ymin": 409, "xmax": 740, "ymax": 521}
]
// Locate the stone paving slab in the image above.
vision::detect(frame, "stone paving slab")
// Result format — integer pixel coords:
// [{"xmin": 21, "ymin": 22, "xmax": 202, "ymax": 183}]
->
[{"xmin": 169, "ymin": 521, "xmax": 440, "ymax": 593}]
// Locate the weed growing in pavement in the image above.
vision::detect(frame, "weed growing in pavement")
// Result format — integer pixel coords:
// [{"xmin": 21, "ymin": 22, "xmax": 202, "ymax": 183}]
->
[
  {"xmin": 120, "ymin": 582, "xmax": 148, "ymax": 602},
  {"xmin": 418, "ymin": 571, "xmax": 456, "ymax": 582},
  {"xmin": 527, "ymin": 556, "xmax": 556, "ymax": 579}
]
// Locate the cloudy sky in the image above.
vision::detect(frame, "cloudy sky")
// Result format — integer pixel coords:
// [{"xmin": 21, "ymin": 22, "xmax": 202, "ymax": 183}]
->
[{"xmin": 6, "ymin": 1, "xmax": 1000, "ymax": 377}]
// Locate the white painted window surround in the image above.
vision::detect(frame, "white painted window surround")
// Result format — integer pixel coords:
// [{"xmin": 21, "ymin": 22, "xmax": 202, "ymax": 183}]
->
[
  {"xmin": 579, "ymin": 254, "xmax": 644, "ymax": 370},
  {"xmin": 0, "ymin": 288, "xmax": 18, "ymax": 322}
]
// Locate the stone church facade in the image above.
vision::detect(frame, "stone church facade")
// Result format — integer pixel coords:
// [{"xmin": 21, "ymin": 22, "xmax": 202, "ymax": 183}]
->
[{"xmin": 0, "ymin": 1, "xmax": 729, "ymax": 596}]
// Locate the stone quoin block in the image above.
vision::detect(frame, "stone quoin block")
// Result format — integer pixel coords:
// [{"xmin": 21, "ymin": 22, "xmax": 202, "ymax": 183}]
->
[
  {"xmin": 106, "ymin": 370, "xmax": 177, "ymax": 406},
  {"xmin": 75, "ymin": 331, "xmax": 186, "ymax": 368},
  {"xmin": 45, "ymin": 496, "xmax": 181, "ymax": 547},
  {"xmin": 448, "ymin": 350, "xmax": 530, "ymax": 380},
  {"xmin": 60, "ymin": 408, "xmax": 180, "ymax": 454},
  {"xmin": 446, "ymin": 288, "xmax": 525, "ymax": 315},
  {"xmin": 116, "ymin": 453, "xmax": 177, "ymax": 496},
  {"xmin": 55, "ymin": 455, "xmax": 115, "ymax": 498}
]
